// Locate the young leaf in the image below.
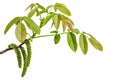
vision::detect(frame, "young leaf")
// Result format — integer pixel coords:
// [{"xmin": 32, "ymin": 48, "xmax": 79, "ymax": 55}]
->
[
  {"xmin": 73, "ymin": 29, "xmax": 80, "ymax": 34},
  {"xmin": 62, "ymin": 19, "xmax": 67, "ymax": 32},
  {"xmin": 67, "ymin": 32, "xmax": 77, "ymax": 52},
  {"xmin": 65, "ymin": 17, "xmax": 74, "ymax": 31},
  {"xmin": 66, "ymin": 21, "xmax": 73, "ymax": 31},
  {"xmin": 52, "ymin": 14, "xmax": 60, "ymax": 29},
  {"xmin": 36, "ymin": 10, "xmax": 47, "ymax": 16},
  {"xmin": 36, "ymin": 3, "xmax": 46, "ymax": 10},
  {"xmin": 61, "ymin": 17, "xmax": 74, "ymax": 32},
  {"xmin": 66, "ymin": 17, "xmax": 74, "ymax": 25},
  {"xmin": 4, "ymin": 17, "xmax": 20, "ymax": 34},
  {"xmin": 54, "ymin": 3, "xmax": 71, "ymax": 16},
  {"xmin": 50, "ymin": 30, "xmax": 58, "ymax": 33},
  {"xmin": 54, "ymin": 34, "xmax": 60, "ymax": 44},
  {"xmin": 28, "ymin": 8, "xmax": 36, "ymax": 18},
  {"xmin": 23, "ymin": 17, "xmax": 40, "ymax": 34},
  {"xmin": 40, "ymin": 18, "xmax": 44, "ymax": 28},
  {"xmin": 89, "ymin": 37, "xmax": 103, "ymax": 51},
  {"xmin": 79, "ymin": 34, "xmax": 88, "ymax": 55},
  {"xmin": 47, "ymin": 5, "xmax": 54, "ymax": 10},
  {"xmin": 25, "ymin": 3, "xmax": 35, "ymax": 11},
  {"xmin": 15, "ymin": 23, "xmax": 26, "ymax": 42},
  {"xmin": 42, "ymin": 12, "xmax": 55, "ymax": 26}
]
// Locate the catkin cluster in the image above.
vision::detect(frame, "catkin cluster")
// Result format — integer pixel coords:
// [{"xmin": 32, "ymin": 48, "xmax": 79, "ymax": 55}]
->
[{"xmin": 8, "ymin": 39, "xmax": 32, "ymax": 77}]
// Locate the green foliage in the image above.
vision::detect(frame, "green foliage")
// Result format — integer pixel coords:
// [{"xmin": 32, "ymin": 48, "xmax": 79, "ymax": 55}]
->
[
  {"xmin": 54, "ymin": 34, "xmax": 60, "ymax": 44},
  {"xmin": 42, "ymin": 12, "xmax": 55, "ymax": 26},
  {"xmin": 4, "ymin": 17, "xmax": 20, "ymax": 34},
  {"xmin": 50, "ymin": 30, "xmax": 58, "ymax": 33},
  {"xmin": 8, "ymin": 44, "xmax": 22, "ymax": 68},
  {"xmin": 23, "ymin": 17, "xmax": 40, "ymax": 34},
  {"xmin": 35, "ymin": 3, "xmax": 46, "ymax": 10},
  {"xmin": 28, "ymin": 8, "xmax": 37, "ymax": 18},
  {"xmin": 54, "ymin": 3, "xmax": 71, "ymax": 16},
  {"xmin": 79, "ymin": 33, "xmax": 88, "ymax": 55},
  {"xmin": 67, "ymin": 32, "xmax": 77, "ymax": 52},
  {"xmin": 89, "ymin": 36, "xmax": 103, "ymax": 51},
  {"xmin": 2, "ymin": 2, "xmax": 103, "ymax": 78},
  {"xmin": 25, "ymin": 3, "xmax": 35, "ymax": 11},
  {"xmin": 52, "ymin": 14, "xmax": 60, "ymax": 29},
  {"xmin": 73, "ymin": 29, "xmax": 80, "ymax": 34}
]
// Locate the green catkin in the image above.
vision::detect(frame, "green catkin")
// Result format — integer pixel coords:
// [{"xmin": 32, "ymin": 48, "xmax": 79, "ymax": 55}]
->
[
  {"xmin": 8, "ymin": 44, "xmax": 22, "ymax": 68},
  {"xmin": 20, "ymin": 46, "xmax": 28, "ymax": 77},
  {"xmin": 25, "ymin": 39, "xmax": 32, "ymax": 67}
]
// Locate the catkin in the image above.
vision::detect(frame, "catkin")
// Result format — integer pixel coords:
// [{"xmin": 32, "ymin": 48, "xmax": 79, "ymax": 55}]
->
[
  {"xmin": 20, "ymin": 46, "xmax": 28, "ymax": 77},
  {"xmin": 25, "ymin": 39, "xmax": 32, "ymax": 67},
  {"xmin": 8, "ymin": 44, "xmax": 22, "ymax": 68}
]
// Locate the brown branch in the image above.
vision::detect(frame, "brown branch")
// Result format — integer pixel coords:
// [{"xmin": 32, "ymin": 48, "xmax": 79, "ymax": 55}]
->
[{"xmin": 0, "ymin": 42, "xmax": 25, "ymax": 54}]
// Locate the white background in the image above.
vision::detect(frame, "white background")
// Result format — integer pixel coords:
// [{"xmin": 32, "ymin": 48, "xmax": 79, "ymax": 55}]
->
[{"xmin": 0, "ymin": 0, "xmax": 120, "ymax": 80}]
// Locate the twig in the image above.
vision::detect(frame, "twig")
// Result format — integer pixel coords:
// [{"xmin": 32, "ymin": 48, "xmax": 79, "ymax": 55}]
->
[{"xmin": 0, "ymin": 42, "xmax": 24, "ymax": 54}]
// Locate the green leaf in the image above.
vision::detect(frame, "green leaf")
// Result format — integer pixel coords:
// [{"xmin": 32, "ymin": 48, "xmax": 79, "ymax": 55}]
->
[
  {"xmin": 36, "ymin": 3, "xmax": 46, "ymax": 10},
  {"xmin": 23, "ymin": 17, "xmax": 40, "ymax": 34},
  {"xmin": 4, "ymin": 17, "xmax": 20, "ymax": 34},
  {"xmin": 73, "ymin": 29, "xmax": 80, "ymax": 34},
  {"xmin": 28, "ymin": 8, "xmax": 36, "ymax": 18},
  {"xmin": 25, "ymin": 3, "xmax": 35, "ymax": 11},
  {"xmin": 54, "ymin": 3, "xmax": 71, "ymax": 16},
  {"xmin": 15, "ymin": 23, "xmax": 26, "ymax": 42},
  {"xmin": 79, "ymin": 34, "xmax": 88, "ymax": 55},
  {"xmin": 89, "ymin": 37, "xmax": 103, "ymax": 51},
  {"xmin": 47, "ymin": 5, "xmax": 54, "ymax": 10},
  {"xmin": 67, "ymin": 32, "xmax": 77, "ymax": 52},
  {"xmin": 36, "ymin": 11, "xmax": 47, "ymax": 16},
  {"xmin": 42, "ymin": 12, "xmax": 55, "ymax": 26},
  {"xmin": 54, "ymin": 34, "xmax": 60, "ymax": 44},
  {"xmin": 50, "ymin": 30, "xmax": 58, "ymax": 33},
  {"xmin": 52, "ymin": 14, "xmax": 60, "ymax": 29},
  {"xmin": 40, "ymin": 18, "xmax": 44, "ymax": 28}
]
